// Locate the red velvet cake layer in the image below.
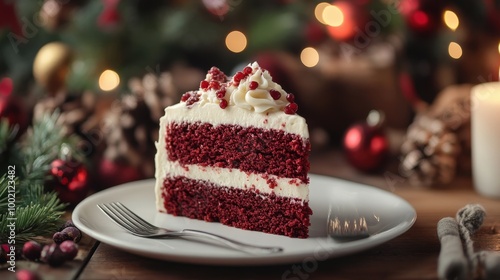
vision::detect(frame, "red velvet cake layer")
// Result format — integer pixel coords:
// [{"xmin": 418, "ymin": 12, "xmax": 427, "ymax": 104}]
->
[
  {"xmin": 161, "ymin": 176, "xmax": 312, "ymax": 238},
  {"xmin": 165, "ymin": 122, "xmax": 311, "ymax": 183}
]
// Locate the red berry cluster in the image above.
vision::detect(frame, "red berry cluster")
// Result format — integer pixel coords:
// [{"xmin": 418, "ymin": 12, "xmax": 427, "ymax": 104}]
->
[
  {"xmin": 199, "ymin": 67, "xmax": 231, "ymax": 109},
  {"xmin": 207, "ymin": 67, "xmax": 227, "ymax": 83},
  {"xmin": 232, "ymin": 66, "xmax": 253, "ymax": 86},
  {"xmin": 3, "ymin": 220, "xmax": 84, "ymax": 279},
  {"xmin": 284, "ymin": 93, "xmax": 298, "ymax": 115},
  {"xmin": 180, "ymin": 91, "xmax": 200, "ymax": 106}
]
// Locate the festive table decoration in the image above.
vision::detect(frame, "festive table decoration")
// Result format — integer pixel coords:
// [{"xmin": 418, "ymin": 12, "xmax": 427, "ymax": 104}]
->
[
  {"xmin": 399, "ymin": 85, "xmax": 471, "ymax": 186},
  {"xmin": 343, "ymin": 110, "xmax": 389, "ymax": 172},
  {"xmin": 437, "ymin": 204, "xmax": 500, "ymax": 280},
  {"xmin": 0, "ymin": 112, "xmax": 82, "ymax": 243},
  {"xmin": 470, "ymin": 82, "xmax": 500, "ymax": 198}
]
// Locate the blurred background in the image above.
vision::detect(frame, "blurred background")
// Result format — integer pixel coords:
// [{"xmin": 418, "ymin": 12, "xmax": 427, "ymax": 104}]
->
[{"xmin": 1, "ymin": 0, "xmax": 500, "ymax": 202}]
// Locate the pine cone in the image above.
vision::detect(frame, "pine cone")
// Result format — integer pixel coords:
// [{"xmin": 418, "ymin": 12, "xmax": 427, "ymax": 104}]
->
[
  {"xmin": 102, "ymin": 72, "xmax": 179, "ymax": 178},
  {"xmin": 33, "ymin": 91, "xmax": 97, "ymax": 139},
  {"xmin": 399, "ymin": 114, "xmax": 461, "ymax": 186},
  {"xmin": 399, "ymin": 84, "xmax": 472, "ymax": 186}
]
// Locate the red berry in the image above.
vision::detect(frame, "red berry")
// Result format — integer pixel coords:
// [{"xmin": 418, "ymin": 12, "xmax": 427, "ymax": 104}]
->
[
  {"xmin": 284, "ymin": 102, "xmax": 298, "ymax": 114},
  {"xmin": 209, "ymin": 81, "xmax": 220, "ymax": 90},
  {"xmin": 216, "ymin": 89, "xmax": 226, "ymax": 99},
  {"xmin": 181, "ymin": 92, "xmax": 190, "ymax": 102},
  {"xmin": 243, "ymin": 66, "xmax": 252, "ymax": 75},
  {"xmin": 59, "ymin": 240, "xmax": 78, "ymax": 260},
  {"xmin": 233, "ymin": 71, "xmax": 244, "ymax": 83},
  {"xmin": 41, "ymin": 244, "xmax": 65, "ymax": 267},
  {"xmin": 219, "ymin": 99, "xmax": 228, "ymax": 109},
  {"xmin": 53, "ymin": 231, "xmax": 70, "ymax": 244},
  {"xmin": 16, "ymin": 270, "xmax": 40, "ymax": 280},
  {"xmin": 22, "ymin": 241, "xmax": 42, "ymax": 261},
  {"xmin": 286, "ymin": 93, "xmax": 295, "ymax": 103},
  {"xmin": 62, "ymin": 226, "xmax": 82, "ymax": 243},
  {"xmin": 200, "ymin": 80, "xmax": 209, "ymax": 89},
  {"xmin": 59, "ymin": 220, "xmax": 76, "ymax": 231},
  {"xmin": 249, "ymin": 81, "xmax": 258, "ymax": 90},
  {"xmin": 270, "ymin": 89, "xmax": 281, "ymax": 100}
]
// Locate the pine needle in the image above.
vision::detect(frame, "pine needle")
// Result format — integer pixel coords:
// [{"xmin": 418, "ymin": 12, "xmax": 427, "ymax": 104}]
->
[{"xmin": 0, "ymin": 111, "xmax": 80, "ymax": 242}]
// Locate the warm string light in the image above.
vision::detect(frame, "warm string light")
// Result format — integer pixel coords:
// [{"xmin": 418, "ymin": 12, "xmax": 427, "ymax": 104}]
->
[
  {"xmin": 314, "ymin": 1, "xmax": 354, "ymax": 40},
  {"xmin": 443, "ymin": 10, "xmax": 459, "ymax": 31},
  {"xmin": 314, "ymin": 2, "xmax": 330, "ymax": 24},
  {"xmin": 99, "ymin": 70, "xmax": 120, "ymax": 91},
  {"xmin": 448, "ymin": 42, "xmax": 462, "ymax": 59},
  {"xmin": 300, "ymin": 47, "xmax": 319, "ymax": 67},
  {"xmin": 225, "ymin": 30, "xmax": 247, "ymax": 53},
  {"xmin": 322, "ymin": 4, "xmax": 344, "ymax": 27}
]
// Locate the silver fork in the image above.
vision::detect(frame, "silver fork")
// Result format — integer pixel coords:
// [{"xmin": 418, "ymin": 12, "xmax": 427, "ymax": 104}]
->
[{"xmin": 97, "ymin": 202, "xmax": 283, "ymax": 254}]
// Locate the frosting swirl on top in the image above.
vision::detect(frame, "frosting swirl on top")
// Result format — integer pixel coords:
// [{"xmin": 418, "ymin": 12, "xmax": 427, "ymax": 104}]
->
[
  {"xmin": 230, "ymin": 63, "xmax": 288, "ymax": 113},
  {"xmin": 186, "ymin": 62, "xmax": 298, "ymax": 114}
]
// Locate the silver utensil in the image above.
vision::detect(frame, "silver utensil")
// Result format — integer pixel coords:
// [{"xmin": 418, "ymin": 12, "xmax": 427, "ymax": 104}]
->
[
  {"xmin": 97, "ymin": 202, "xmax": 283, "ymax": 254},
  {"xmin": 327, "ymin": 204, "xmax": 370, "ymax": 240}
]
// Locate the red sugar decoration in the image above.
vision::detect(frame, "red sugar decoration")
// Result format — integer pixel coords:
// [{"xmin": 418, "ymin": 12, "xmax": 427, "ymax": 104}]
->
[
  {"xmin": 219, "ymin": 99, "xmax": 228, "ymax": 109},
  {"xmin": 284, "ymin": 103, "xmax": 298, "ymax": 114},
  {"xmin": 180, "ymin": 92, "xmax": 190, "ymax": 102},
  {"xmin": 233, "ymin": 72, "xmax": 245, "ymax": 84},
  {"xmin": 166, "ymin": 122, "xmax": 310, "ymax": 182},
  {"xmin": 209, "ymin": 81, "xmax": 220, "ymax": 90},
  {"xmin": 180, "ymin": 91, "xmax": 200, "ymax": 105},
  {"xmin": 161, "ymin": 177, "xmax": 311, "ymax": 238},
  {"xmin": 216, "ymin": 89, "xmax": 226, "ymax": 99},
  {"xmin": 243, "ymin": 66, "xmax": 253, "ymax": 75},
  {"xmin": 270, "ymin": 89, "xmax": 281, "ymax": 100},
  {"xmin": 200, "ymin": 80, "xmax": 209, "ymax": 90},
  {"xmin": 286, "ymin": 93, "xmax": 295, "ymax": 103},
  {"xmin": 208, "ymin": 67, "xmax": 227, "ymax": 82},
  {"xmin": 249, "ymin": 81, "xmax": 258, "ymax": 90}
]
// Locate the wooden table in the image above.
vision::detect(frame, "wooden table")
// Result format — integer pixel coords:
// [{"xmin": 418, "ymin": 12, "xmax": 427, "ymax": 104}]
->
[{"xmin": 2, "ymin": 150, "xmax": 500, "ymax": 279}]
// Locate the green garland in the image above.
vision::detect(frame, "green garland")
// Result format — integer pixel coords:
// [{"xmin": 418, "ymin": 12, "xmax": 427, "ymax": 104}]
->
[{"xmin": 0, "ymin": 113, "xmax": 82, "ymax": 243}]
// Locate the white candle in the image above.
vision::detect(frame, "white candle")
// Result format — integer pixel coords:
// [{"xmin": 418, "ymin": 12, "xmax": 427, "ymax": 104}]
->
[{"xmin": 471, "ymin": 82, "xmax": 500, "ymax": 198}]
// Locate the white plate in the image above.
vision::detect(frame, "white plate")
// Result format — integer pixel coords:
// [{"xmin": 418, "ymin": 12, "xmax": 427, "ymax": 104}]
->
[{"xmin": 72, "ymin": 174, "xmax": 416, "ymax": 265}]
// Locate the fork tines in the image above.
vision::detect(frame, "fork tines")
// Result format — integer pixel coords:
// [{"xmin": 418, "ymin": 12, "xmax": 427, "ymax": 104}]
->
[{"xmin": 97, "ymin": 202, "xmax": 157, "ymax": 235}]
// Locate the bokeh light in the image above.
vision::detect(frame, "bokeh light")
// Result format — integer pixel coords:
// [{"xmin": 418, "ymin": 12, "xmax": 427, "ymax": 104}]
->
[
  {"xmin": 322, "ymin": 5, "xmax": 344, "ymax": 27},
  {"xmin": 314, "ymin": 2, "xmax": 330, "ymax": 24},
  {"xmin": 443, "ymin": 10, "xmax": 459, "ymax": 31},
  {"xmin": 225, "ymin": 31, "xmax": 247, "ymax": 53},
  {"xmin": 99, "ymin": 70, "xmax": 120, "ymax": 91},
  {"xmin": 300, "ymin": 47, "xmax": 320, "ymax": 68},
  {"xmin": 325, "ymin": 2, "xmax": 355, "ymax": 40},
  {"xmin": 448, "ymin": 42, "xmax": 462, "ymax": 59}
]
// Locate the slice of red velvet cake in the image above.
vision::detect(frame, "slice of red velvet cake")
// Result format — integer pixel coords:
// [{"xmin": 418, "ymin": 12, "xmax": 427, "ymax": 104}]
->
[{"xmin": 154, "ymin": 62, "xmax": 312, "ymax": 238}]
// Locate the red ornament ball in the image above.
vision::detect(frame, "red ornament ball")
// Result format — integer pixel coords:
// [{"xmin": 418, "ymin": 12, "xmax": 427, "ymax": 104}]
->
[
  {"xmin": 48, "ymin": 159, "xmax": 89, "ymax": 205},
  {"xmin": 343, "ymin": 111, "xmax": 389, "ymax": 172}
]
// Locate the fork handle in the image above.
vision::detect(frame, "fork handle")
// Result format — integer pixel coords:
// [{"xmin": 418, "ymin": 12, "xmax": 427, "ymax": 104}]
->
[{"xmin": 171, "ymin": 229, "xmax": 283, "ymax": 254}]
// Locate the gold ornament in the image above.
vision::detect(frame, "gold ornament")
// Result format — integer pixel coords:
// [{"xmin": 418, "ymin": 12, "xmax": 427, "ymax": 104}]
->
[{"xmin": 33, "ymin": 42, "xmax": 73, "ymax": 95}]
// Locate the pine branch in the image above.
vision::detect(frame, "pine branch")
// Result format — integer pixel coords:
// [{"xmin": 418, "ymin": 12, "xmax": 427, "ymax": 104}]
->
[
  {"xmin": 0, "ymin": 119, "xmax": 22, "ymax": 171},
  {"xmin": 0, "ymin": 111, "xmax": 81, "ymax": 242},
  {"xmin": 18, "ymin": 111, "xmax": 84, "ymax": 191},
  {"xmin": 0, "ymin": 180, "xmax": 66, "ymax": 242}
]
